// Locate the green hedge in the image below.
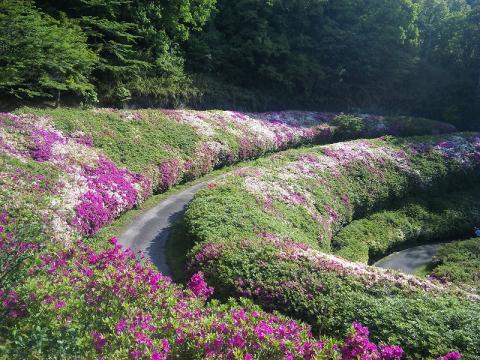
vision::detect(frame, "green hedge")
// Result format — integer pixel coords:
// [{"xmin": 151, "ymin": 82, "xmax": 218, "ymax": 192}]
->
[
  {"xmin": 190, "ymin": 237, "xmax": 480, "ymax": 359},
  {"xmin": 430, "ymin": 238, "xmax": 480, "ymax": 291},
  {"xmin": 333, "ymin": 185, "xmax": 480, "ymax": 263},
  {"xmin": 185, "ymin": 134, "xmax": 480, "ymax": 358}
]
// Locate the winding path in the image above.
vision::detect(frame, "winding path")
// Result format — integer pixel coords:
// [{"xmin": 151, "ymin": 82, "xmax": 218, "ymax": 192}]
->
[
  {"xmin": 374, "ymin": 243, "xmax": 444, "ymax": 274},
  {"xmin": 119, "ymin": 177, "xmax": 446, "ymax": 278},
  {"xmin": 119, "ymin": 181, "xmax": 208, "ymax": 278}
]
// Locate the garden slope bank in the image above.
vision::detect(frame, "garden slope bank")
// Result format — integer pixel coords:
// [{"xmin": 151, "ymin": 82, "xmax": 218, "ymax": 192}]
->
[
  {"xmin": 2, "ymin": 110, "xmax": 455, "ymax": 359},
  {"xmin": 430, "ymin": 238, "xmax": 480, "ymax": 291},
  {"xmin": 333, "ymin": 185, "xmax": 480, "ymax": 263},
  {"xmin": 4, "ymin": 110, "xmax": 454, "ymax": 239},
  {"xmin": 185, "ymin": 134, "xmax": 480, "ymax": 358},
  {"xmin": 20, "ymin": 108, "xmax": 455, "ymax": 193}
]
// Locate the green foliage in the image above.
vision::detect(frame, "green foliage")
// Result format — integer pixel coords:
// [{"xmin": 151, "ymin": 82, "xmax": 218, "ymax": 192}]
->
[
  {"xmin": 0, "ymin": 0, "xmax": 477, "ymax": 126},
  {"xmin": 187, "ymin": 0, "xmax": 419, "ymax": 109},
  {"xmin": 0, "ymin": 0, "xmax": 97, "ymax": 101},
  {"xmin": 405, "ymin": 0, "xmax": 479, "ymax": 128},
  {"xmin": 331, "ymin": 115, "xmax": 365, "ymax": 140},
  {"xmin": 185, "ymin": 134, "xmax": 480, "ymax": 357},
  {"xmin": 36, "ymin": 0, "xmax": 216, "ymax": 105},
  {"xmin": 333, "ymin": 185, "xmax": 480, "ymax": 263},
  {"xmin": 431, "ymin": 238, "xmax": 480, "ymax": 291},
  {"xmin": 0, "ymin": 154, "xmax": 59, "ymax": 289},
  {"xmin": 185, "ymin": 0, "xmax": 479, "ymax": 127},
  {"xmin": 20, "ymin": 108, "xmax": 201, "ymax": 176},
  {"xmin": 196, "ymin": 238, "xmax": 480, "ymax": 358}
]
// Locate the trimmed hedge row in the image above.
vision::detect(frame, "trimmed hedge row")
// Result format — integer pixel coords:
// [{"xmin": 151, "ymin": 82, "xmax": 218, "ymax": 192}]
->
[
  {"xmin": 189, "ymin": 237, "xmax": 480, "ymax": 359},
  {"xmin": 19, "ymin": 108, "xmax": 455, "ymax": 193},
  {"xmin": 3, "ymin": 110, "xmax": 457, "ymax": 358},
  {"xmin": 185, "ymin": 134, "xmax": 480, "ymax": 358},
  {"xmin": 333, "ymin": 185, "xmax": 480, "ymax": 263}
]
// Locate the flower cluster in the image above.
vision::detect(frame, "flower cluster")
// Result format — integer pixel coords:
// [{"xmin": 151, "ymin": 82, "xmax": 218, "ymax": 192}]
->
[
  {"xmin": 98, "ymin": 109, "xmax": 453, "ymax": 193},
  {"xmin": 186, "ymin": 134, "xmax": 480, "ymax": 357},
  {"xmin": 187, "ymin": 271, "xmax": 214, "ymax": 299},
  {"xmin": 73, "ymin": 158, "xmax": 151, "ymax": 235},
  {"xmin": 341, "ymin": 323, "xmax": 403, "ymax": 360},
  {"xmin": 438, "ymin": 352, "xmax": 462, "ymax": 360},
  {"xmin": 0, "ymin": 113, "xmax": 150, "ymax": 237},
  {"xmin": 0, "ymin": 110, "xmax": 465, "ymax": 358},
  {"xmin": 3, "ymin": 235, "xmax": 413, "ymax": 359}
]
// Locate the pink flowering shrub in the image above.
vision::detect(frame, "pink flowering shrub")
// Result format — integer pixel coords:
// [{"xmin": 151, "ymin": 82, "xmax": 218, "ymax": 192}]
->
[
  {"xmin": 341, "ymin": 323, "xmax": 403, "ymax": 360},
  {"xmin": 186, "ymin": 134, "xmax": 480, "ymax": 358},
  {"xmin": 0, "ymin": 113, "xmax": 151, "ymax": 237},
  {"xmin": 187, "ymin": 271, "xmax": 214, "ymax": 299},
  {"xmin": 159, "ymin": 159, "xmax": 183, "ymax": 191},
  {"xmin": 438, "ymin": 352, "xmax": 462, "ymax": 360},
  {"xmin": 0, "ymin": 110, "xmax": 463, "ymax": 358},
  {"xmin": 73, "ymin": 158, "xmax": 150, "ymax": 235},
  {"xmin": 1, "ymin": 237, "xmax": 408, "ymax": 359},
  {"xmin": 36, "ymin": 108, "xmax": 455, "ymax": 195},
  {"xmin": 30, "ymin": 128, "xmax": 65, "ymax": 162}
]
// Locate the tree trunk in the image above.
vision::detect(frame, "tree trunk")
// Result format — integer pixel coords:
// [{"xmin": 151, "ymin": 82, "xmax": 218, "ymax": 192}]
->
[{"xmin": 55, "ymin": 90, "xmax": 61, "ymax": 108}]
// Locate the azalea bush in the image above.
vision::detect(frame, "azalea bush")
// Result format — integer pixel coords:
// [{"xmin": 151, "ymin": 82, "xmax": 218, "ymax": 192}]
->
[
  {"xmin": 333, "ymin": 185, "xmax": 480, "ymax": 263},
  {"xmin": 430, "ymin": 238, "xmax": 480, "ymax": 292},
  {"xmin": 0, "ymin": 113, "xmax": 151, "ymax": 238},
  {"xmin": 2, "ymin": 235, "xmax": 412, "ymax": 359},
  {"xmin": 186, "ymin": 134, "xmax": 480, "ymax": 251},
  {"xmin": 19, "ymin": 108, "xmax": 455, "ymax": 193},
  {"xmin": 0, "ymin": 109, "xmax": 462, "ymax": 358},
  {"xmin": 188, "ymin": 234, "xmax": 480, "ymax": 358},
  {"xmin": 185, "ymin": 134, "xmax": 480, "ymax": 358}
]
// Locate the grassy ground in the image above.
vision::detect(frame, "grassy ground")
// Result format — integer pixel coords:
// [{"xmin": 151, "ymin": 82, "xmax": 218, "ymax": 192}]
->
[{"xmin": 167, "ymin": 218, "xmax": 192, "ymax": 284}]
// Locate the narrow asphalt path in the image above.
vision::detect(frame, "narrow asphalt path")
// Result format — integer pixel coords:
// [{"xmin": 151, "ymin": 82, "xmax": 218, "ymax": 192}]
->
[
  {"xmin": 374, "ymin": 243, "xmax": 444, "ymax": 274},
  {"xmin": 119, "ymin": 181, "xmax": 208, "ymax": 278},
  {"xmin": 120, "ymin": 177, "xmax": 447, "ymax": 278}
]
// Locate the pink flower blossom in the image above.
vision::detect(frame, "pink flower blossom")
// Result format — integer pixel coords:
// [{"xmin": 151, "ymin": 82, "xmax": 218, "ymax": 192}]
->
[{"xmin": 187, "ymin": 272, "xmax": 214, "ymax": 299}]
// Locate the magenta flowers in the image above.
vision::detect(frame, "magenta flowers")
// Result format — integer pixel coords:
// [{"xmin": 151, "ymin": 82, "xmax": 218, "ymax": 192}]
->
[{"xmin": 187, "ymin": 271, "xmax": 214, "ymax": 299}]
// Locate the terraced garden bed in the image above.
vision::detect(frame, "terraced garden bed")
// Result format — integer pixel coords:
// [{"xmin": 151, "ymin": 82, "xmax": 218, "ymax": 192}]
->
[
  {"xmin": 0, "ymin": 109, "xmax": 466, "ymax": 359},
  {"xmin": 184, "ymin": 134, "xmax": 480, "ymax": 358}
]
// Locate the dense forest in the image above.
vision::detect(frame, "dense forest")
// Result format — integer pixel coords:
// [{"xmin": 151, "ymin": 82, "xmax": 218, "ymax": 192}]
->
[{"xmin": 0, "ymin": 0, "xmax": 479, "ymax": 128}]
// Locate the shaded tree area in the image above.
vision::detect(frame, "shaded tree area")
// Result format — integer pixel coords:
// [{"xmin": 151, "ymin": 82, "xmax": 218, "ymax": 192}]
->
[
  {"xmin": 0, "ymin": 0, "xmax": 97, "ymax": 106},
  {"xmin": 188, "ymin": 0, "xmax": 480, "ymax": 128},
  {"xmin": 0, "ymin": 0, "xmax": 215, "ymax": 107},
  {"xmin": 0, "ymin": 0, "xmax": 478, "ymax": 128}
]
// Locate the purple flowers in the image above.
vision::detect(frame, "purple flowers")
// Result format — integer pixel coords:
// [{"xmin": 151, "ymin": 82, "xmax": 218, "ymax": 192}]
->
[
  {"xmin": 73, "ymin": 158, "xmax": 150, "ymax": 235},
  {"xmin": 438, "ymin": 352, "xmax": 462, "ymax": 360},
  {"xmin": 91, "ymin": 331, "xmax": 107, "ymax": 352},
  {"xmin": 341, "ymin": 323, "xmax": 403, "ymax": 360},
  {"xmin": 187, "ymin": 271, "xmax": 214, "ymax": 299},
  {"xmin": 159, "ymin": 159, "xmax": 182, "ymax": 191},
  {"xmin": 0, "ymin": 111, "xmax": 469, "ymax": 358},
  {"xmin": 30, "ymin": 128, "xmax": 65, "ymax": 162},
  {"xmin": 116, "ymin": 319, "xmax": 128, "ymax": 334}
]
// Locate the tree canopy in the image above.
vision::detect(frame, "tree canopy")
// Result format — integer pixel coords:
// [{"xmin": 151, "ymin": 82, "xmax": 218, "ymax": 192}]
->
[
  {"xmin": 0, "ymin": 0, "xmax": 97, "ymax": 102},
  {"xmin": 0, "ymin": 0, "xmax": 479, "ymax": 128}
]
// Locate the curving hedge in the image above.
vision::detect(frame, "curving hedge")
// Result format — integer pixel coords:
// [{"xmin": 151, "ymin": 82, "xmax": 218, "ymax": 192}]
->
[
  {"xmin": 332, "ymin": 185, "xmax": 480, "ymax": 263},
  {"xmin": 185, "ymin": 134, "xmax": 480, "ymax": 358},
  {"xmin": 20, "ymin": 108, "xmax": 455, "ymax": 193},
  {"xmin": 430, "ymin": 238, "xmax": 480, "ymax": 292},
  {"xmin": 3, "ymin": 109, "xmax": 457, "ymax": 359}
]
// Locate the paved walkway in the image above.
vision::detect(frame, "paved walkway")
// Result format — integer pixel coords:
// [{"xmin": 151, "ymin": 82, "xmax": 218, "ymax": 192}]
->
[
  {"xmin": 119, "ymin": 177, "xmax": 447, "ymax": 278},
  {"xmin": 118, "ymin": 181, "xmax": 207, "ymax": 278},
  {"xmin": 374, "ymin": 243, "xmax": 444, "ymax": 274}
]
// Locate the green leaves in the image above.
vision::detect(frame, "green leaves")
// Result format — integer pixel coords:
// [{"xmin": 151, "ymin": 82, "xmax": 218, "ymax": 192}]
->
[{"xmin": 0, "ymin": 0, "xmax": 97, "ymax": 101}]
